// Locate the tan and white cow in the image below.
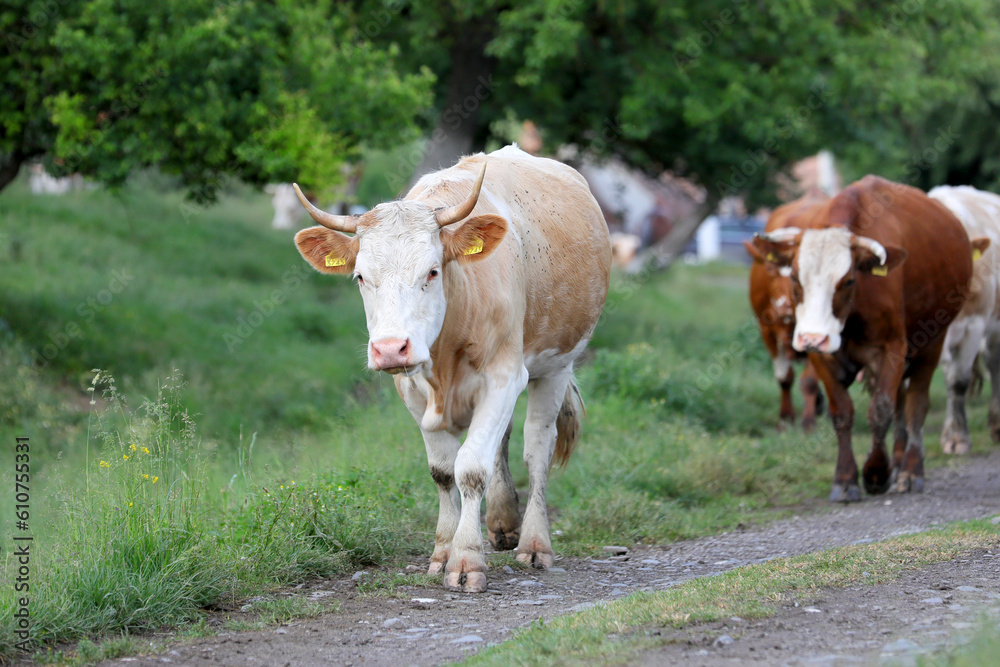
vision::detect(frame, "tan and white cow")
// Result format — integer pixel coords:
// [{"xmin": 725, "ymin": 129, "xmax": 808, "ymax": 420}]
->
[
  {"xmin": 293, "ymin": 145, "xmax": 611, "ymax": 592},
  {"xmin": 927, "ymin": 185, "xmax": 997, "ymax": 454}
]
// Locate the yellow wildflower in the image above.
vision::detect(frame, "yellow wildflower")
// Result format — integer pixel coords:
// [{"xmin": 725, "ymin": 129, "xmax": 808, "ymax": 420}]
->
[
  {"xmin": 142, "ymin": 474, "xmax": 149, "ymax": 480},
  {"xmin": 128, "ymin": 502, "xmax": 133, "ymax": 507},
  {"xmin": 123, "ymin": 454, "xmax": 129, "ymax": 461},
  {"xmin": 152, "ymin": 476, "xmax": 159, "ymax": 484},
  {"xmin": 130, "ymin": 444, "xmax": 137, "ymax": 451},
  {"xmin": 141, "ymin": 447, "xmax": 150, "ymax": 454},
  {"xmin": 99, "ymin": 460, "xmax": 110, "ymax": 468}
]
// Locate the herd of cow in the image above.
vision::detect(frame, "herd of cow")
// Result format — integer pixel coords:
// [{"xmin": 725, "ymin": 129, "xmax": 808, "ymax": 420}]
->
[
  {"xmin": 746, "ymin": 178, "xmax": 999, "ymax": 502},
  {"xmin": 290, "ymin": 145, "xmax": 997, "ymax": 592}
]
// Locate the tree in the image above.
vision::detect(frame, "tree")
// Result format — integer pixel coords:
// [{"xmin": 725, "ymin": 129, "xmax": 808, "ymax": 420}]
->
[
  {"xmin": 0, "ymin": 0, "xmax": 434, "ymax": 198},
  {"xmin": 347, "ymin": 0, "xmax": 1000, "ymax": 261}
]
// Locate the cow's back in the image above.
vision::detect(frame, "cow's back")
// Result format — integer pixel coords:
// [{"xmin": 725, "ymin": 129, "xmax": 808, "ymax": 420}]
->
[
  {"xmin": 928, "ymin": 185, "xmax": 1000, "ymax": 321},
  {"xmin": 408, "ymin": 146, "xmax": 611, "ymax": 369}
]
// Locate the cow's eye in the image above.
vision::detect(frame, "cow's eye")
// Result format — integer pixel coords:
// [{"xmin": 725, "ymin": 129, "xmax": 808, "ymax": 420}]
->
[
  {"xmin": 428, "ymin": 269, "xmax": 439, "ymax": 280},
  {"xmin": 843, "ymin": 277, "xmax": 855, "ymax": 288},
  {"xmin": 356, "ymin": 275, "xmax": 365, "ymax": 286}
]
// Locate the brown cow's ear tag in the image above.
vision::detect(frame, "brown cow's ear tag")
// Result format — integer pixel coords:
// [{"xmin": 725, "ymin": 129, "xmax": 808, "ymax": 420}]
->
[
  {"xmin": 325, "ymin": 254, "xmax": 347, "ymax": 268},
  {"xmin": 766, "ymin": 252, "xmax": 777, "ymax": 262},
  {"xmin": 464, "ymin": 238, "xmax": 484, "ymax": 256},
  {"xmin": 870, "ymin": 265, "xmax": 888, "ymax": 277},
  {"xmin": 973, "ymin": 248, "xmax": 983, "ymax": 261}
]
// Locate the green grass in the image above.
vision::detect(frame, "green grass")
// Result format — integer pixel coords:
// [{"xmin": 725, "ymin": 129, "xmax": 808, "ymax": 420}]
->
[
  {"xmin": 462, "ymin": 519, "xmax": 1000, "ymax": 666},
  {"xmin": 1, "ymin": 175, "xmax": 999, "ymax": 659}
]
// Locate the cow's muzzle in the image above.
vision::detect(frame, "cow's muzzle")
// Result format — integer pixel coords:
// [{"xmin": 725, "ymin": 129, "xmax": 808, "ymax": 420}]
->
[
  {"xmin": 794, "ymin": 332, "xmax": 831, "ymax": 353},
  {"xmin": 371, "ymin": 337, "xmax": 418, "ymax": 373}
]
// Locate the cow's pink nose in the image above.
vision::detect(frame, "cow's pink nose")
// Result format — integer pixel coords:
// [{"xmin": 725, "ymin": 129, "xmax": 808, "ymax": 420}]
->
[
  {"xmin": 796, "ymin": 332, "xmax": 830, "ymax": 353},
  {"xmin": 371, "ymin": 338, "xmax": 411, "ymax": 370}
]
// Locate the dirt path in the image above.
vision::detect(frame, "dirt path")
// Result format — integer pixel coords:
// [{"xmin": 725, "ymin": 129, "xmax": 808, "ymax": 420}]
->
[{"xmin": 98, "ymin": 451, "xmax": 1000, "ymax": 667}]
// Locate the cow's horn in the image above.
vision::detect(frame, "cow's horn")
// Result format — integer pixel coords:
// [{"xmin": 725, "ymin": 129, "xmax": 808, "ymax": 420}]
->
[
  {"xmin": 293, "ymin": 183, "xmax": 358, "ymax": 233},
  {"xmin": 851, "ymin": 235, "xmax": 887, "ymax": 264},
  {"xmin": 756, "ymin": 227, "xmax": 802, "ymax": 243},
  {"xmin": 435, "ymin": 162, "xmax": 487, "ymax": 227}
]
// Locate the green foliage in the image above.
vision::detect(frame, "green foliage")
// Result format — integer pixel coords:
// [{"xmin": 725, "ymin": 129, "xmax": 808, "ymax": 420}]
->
[
  {"xmin": 0, "ymin": 0, "xmax": 433, "ymax": 196},
  {"xmin": 354, "ymin": 0, "xmax": 1000, "ymax": 202}
]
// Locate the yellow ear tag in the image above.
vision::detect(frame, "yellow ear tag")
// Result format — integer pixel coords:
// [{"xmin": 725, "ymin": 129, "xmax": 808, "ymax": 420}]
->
[
  {"xmin": 973, "ymin": 248, "xmax": 983, "ymax": 261},
  {"xmin": 766, "ymin": 252, "xmax": 777, "ymax": 262},
  {"xmin": 464, "ymin": 238, "xmax": 484, "ymax": 256},
  {"xmin": 325, "ymin": 255, "xmax": 346, "ymax": 268},
  {"xmin": 871, "ymin": 265, "xmax": 888, "ymax": 277}
]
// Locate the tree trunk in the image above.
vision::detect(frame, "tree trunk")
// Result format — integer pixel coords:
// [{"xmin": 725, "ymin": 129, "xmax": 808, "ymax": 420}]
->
[
  {"xmin": 411, "ymin": 28, "xmax": 495, "ymax": 183},
  {"xmin": 637, "ymin": 195, "xmax": 720, "ymax": 272}
]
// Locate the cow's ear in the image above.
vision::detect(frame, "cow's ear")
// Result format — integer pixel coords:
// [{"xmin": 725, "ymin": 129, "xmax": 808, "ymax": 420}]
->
[
  {"xmin": 294, "ymin": 226, "xmax": 359, "ymax": 275},
  {"xmin": 750, "ymin": 236, "xmax": 796, "ymax": 268},
  {"xmin": 858, "ymin": 245, "xmax": 906, "ymax": 276},
  {"xmin": 442, "ymin": 214, "xmax": 507, "ymax": 264},
  {"xmin": 744, "ymin": 239, "xmax": 766, "ymax": 263},
  {"xmin": 972, "ymin": 237, "xmax": 991, "ymax": 261}
]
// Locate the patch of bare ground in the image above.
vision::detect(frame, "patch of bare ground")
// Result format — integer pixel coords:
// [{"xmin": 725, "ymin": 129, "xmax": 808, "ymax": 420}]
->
[{"xmin": 90, "ymin": 450, "xmax": 1000, "ymax": 667}]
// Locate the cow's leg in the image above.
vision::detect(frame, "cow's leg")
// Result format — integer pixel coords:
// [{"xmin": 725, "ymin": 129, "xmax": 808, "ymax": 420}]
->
[
  {"xmin": 395, "ymin": 376, "xmax": 462, "ymax": 574},
  {"xmin": 940, "ymin": 318, "xmax": 983, "ymax": 454},
  {"xmin": 800, "ymin": 360, "xmax": 823, "ymax": 433},
  {"xmin": 810, "ymin": 355, "xmax": 858, "ymax": 502},
  {"xmin": 898, "ymin": 340, "xmax": 946, "ymax": 493},
  {"xmin": 891, "ymin": 379, "xmax": 908, "ymax": 474},
  {"xmin": 446, "ymin": 366, "xmax": 527, "ymax": 592},
  {"xmin": 423, "ymin": 430, "xmax": 462, "ymax": 573},
  {"xmin": 485, "ymin": 419, "xmax": 520, "ymax": 551},
  {"xmin": 774, "ymin": 349, "xmax": 796, "ymax": 427},
  {"xmin": 516, "ymin": 367, "xmax": 573, "ymax": 569},
  {"xmin": 985, "ymin": 326, "xmax": 1000, "ymax": 441},
  {"xmin": 862, "ymin": 342, "xmax": 906, "ymax": 495}
]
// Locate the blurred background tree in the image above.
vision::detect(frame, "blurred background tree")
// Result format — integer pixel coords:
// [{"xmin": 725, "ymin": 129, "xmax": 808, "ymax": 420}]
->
[
  {"xmin": 0, "ymin": 0, "xmax": 434, "ymax": 199},
  {"xmin": 347, "ymin": 0, "xmax": 1000, "ymax": 197}
]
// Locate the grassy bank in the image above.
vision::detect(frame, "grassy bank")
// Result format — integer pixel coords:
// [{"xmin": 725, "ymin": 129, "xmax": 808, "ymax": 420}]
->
[
  {"xmin": 2, "ymin": 177, "xmax": 999, "ymax": 658},
  {"xmin": 462, "ymin": 519, "xmax": 1000, "ymax": 666}
]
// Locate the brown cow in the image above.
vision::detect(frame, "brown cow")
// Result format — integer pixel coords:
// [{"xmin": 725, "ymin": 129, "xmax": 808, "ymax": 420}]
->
[
  {"xmin": 751, "ymin": 176, "xmax": 973, "ymax": 502},
  {"xmin": 745, "ymin": 196, "xmax": 829, "ymax": 430}
]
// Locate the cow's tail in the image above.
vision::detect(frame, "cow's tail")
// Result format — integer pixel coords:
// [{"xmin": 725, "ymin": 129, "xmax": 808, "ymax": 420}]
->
[{"xmin": 553, "ymin": 378, "xmax": 585, "ymax": 468}]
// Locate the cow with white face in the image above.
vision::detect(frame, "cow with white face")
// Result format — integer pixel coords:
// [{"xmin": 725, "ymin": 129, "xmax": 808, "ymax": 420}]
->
[
  {"xmin": 294, "ymin": 145, "xmax": 611, "ymax": 591},
  {"xmin": 752, "ymin": 176, "xmax": 972, "ymax": 502}
]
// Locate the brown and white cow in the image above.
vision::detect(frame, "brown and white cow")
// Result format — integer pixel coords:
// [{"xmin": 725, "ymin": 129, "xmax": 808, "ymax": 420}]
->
[
  {"xmin": 744, "ymin": 195, "xmax": 829, "ymax": 430},
  {"xmin": 927, "ymin": 185, "xmax": 997, "ymax": 453},
  {"xmin": 293, "ymin": 145, "xmax": 611, "ymax": 591},
  {"xmin": 751, "ymin": 176, "xmax": 973, "ymax": 502}
]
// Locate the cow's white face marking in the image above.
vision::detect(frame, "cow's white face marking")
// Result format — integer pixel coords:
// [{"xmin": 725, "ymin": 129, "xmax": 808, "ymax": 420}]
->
[
  {"xmin": 355, "ymin": 201, "xmax": 447, "ymax": 371},
  {"xmin": 792, "ymin": 228, "xmax": 854, "ymax": 353}
]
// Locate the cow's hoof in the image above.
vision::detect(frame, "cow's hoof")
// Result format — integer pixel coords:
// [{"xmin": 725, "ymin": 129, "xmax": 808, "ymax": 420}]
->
[
  {"xmin": 488, "ymin": 528, "xmax": 520, "ymax": 552},
  {"xmin": 427, "ymin": 561, "xmax": 446, "ymax": 575},
  {"xmin": 443, "ymin": 571, "xmax": 487, "ymax": 593},
  {"xmin": 829, "ymin": 484, "xmax": 861, "ymax": 503},
  {"xmin": 862, "ymin": 467, "xmax": 892, "ymax": 495},
  {"xmin": 896, "ymin": 472, "xmax": 924, "ymax": 494},
  {"xmin": 941, "ymin": 435, "xmax": 971, "ymax": 455},
  {"xmin": 516, "ymin": 547, "xmax": 554, "ymax": 569}
]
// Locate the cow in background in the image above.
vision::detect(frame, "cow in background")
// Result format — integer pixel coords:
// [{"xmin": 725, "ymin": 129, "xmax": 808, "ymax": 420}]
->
[
  {"xmin": 744, "ymin": 195, "xmax": 829, "ymax": 430},
  {"xmin": 927, "ymin": 185, "xmax": 997, "ymax": 453},
  {"xmin": 293, "ymin": 145, "xmax": 611, "ymax": 591},
  {"xmin": 266, "ymin": 183, "xmax": 308, "ymax": 230},
  {"xmin": 752, "ymin": 176, "xmax": 972, "ymax": 501}
]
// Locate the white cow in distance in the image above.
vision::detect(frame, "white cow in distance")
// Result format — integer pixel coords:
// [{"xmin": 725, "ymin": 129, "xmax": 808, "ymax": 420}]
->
[
  {"xmin": 928, "ymin": 185, "xmax": 999, "ymax": 454},
  {"xmin": 292, "ymin": 145, "xmax": 611, "ymax": 592},
  {"xmin": 266, "ymin": 183, "xmax": 304, "ymax": 229}
]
